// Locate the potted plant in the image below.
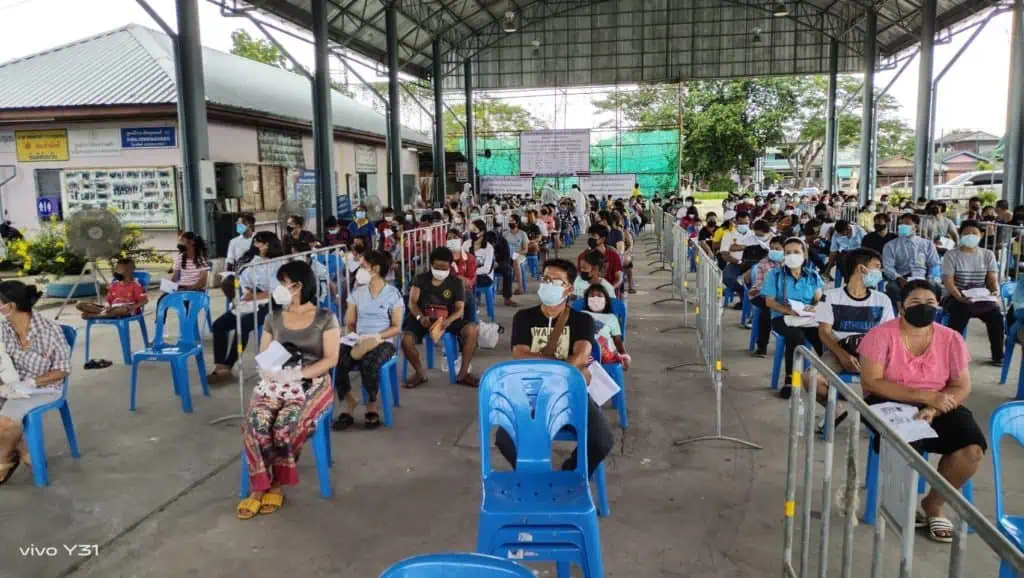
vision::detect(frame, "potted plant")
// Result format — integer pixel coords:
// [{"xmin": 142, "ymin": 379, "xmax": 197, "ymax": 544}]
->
[{"xmin": 8, "ymin": 221, "xmax": 91, "ymax": 298}]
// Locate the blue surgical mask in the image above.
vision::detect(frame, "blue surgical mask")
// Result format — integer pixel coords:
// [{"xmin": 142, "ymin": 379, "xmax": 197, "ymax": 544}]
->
[
  {"xmin": 769, "ymin": 250, "xmax": 784, "ymax": 263},
  {"xmin": 897, "ymin": 224, "xmax": 914, "ymax": 237},
  {"xmin": 863, "ymin": 268, "xmax": 883, "ymax": 287},
  {"xmin": 356, "ymin": 211, "xmax": 366, "ymax": 220},
  {"xmin": 236, "ymin": 223, "xmax": 247, "ymax": 235},
  {"xmin": 960, "ymin": 234, "xmax": 980, "ymax": 248},
  {"xmin": 537, "ymin": 282, "xmax": 567, "ymax": 306},
  {"xmin": 735, "ymin": 224, "xmax": 750, "ymax": 234}
]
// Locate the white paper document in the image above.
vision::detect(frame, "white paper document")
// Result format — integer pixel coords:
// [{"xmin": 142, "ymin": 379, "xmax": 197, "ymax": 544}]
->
[
  {"xmin": 218, "ymin": 271, "xmax": 236, "ymax": 280},
  {"xmin": 234, "ymin": 299, "xmax": 268, "ymax": 314},
  {"xmin": 159, "ymin": 278, "xmax": 178, "ymax": 293},
  {"xmin": 869, "ymin": 402, "xmax": 939, "ymax": 443},
  {"xmin": 587, "ymin": 361, "xmax": 621, "ymax": 407},
  {"xmin": 963, "ymin": 287, "xmax": 998, "ymax": 303},
  {"xmin": 784, "ymin": 314, "xmax": 818, "ymax": 328},
  {"xmin": 255, "ymin": 341, "xmax": 292, "ymax": 371},
  {"xmin": 340, "ymin": 332, "xmax": 360, "ymax": 347},
  {"xmin": 789, "ymin": 301, "xmax": 815, "ymax": 317}
]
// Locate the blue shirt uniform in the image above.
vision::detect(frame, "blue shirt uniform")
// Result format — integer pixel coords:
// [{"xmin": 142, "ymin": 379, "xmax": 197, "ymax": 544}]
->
[
  {"xmin": 829, "ymin": 226, "xmax": 866, "ymax": 254},
  {"xmin": 881, "ymin": 235, "xmax": 940, "ymax": 281},
  {"xmin": 760, "ymin": 267, "xmax": 824, "ymax": 319}
]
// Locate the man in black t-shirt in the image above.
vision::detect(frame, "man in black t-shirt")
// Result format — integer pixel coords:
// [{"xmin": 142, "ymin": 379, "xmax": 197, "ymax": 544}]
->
[
  {"xmin": 495, "ymin": 258, "xmax": 616, "ymax": 476},
  {"xmin": 862, "ymin": 212, "xmax": 896, "ymax": 256},
  {"xmin": 401, "ymin": 247, "xmax": 479, "ymax": 388}
]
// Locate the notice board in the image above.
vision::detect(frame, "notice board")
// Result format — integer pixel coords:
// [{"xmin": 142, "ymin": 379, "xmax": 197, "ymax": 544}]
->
[
  {"xmin": 579, "ymin": 174, "xmax": 637, "ymax": 198},
  {"xmin": 480, "ymin": 175, "xmax": 533, "ymax": 197},
  {"xmin": 61, "ymin": 166, "xmax": 179, "ymax": 228},
  {"xmin": 519, "ymin": 129, "xmax": 590, "ymax": 176}
]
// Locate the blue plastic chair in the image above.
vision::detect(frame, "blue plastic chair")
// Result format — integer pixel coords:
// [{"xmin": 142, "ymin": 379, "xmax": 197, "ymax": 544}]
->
[
  {"xmin": 519, "ymin": 260, "xmax": 528, "ymax": 293},
  {"xmin": 84, "ymin": 271, "xmax": 151, "ymax": 365},
  {"xmin": 769, "ymin": 331, "xmax": 813, "ymax": 391},
  {"xmin": 475, "ymin": 361, "xmax": 604, "ymax": 578},
  {"xmin": 1000, "ymin": 318, "xmax": 1021, "ymax": 386},
  {"xmin": 130, "ymin": 291, "xmax": 210, "ymax": 413},
  {"xmin": 361, "ymin": 357, "xmax": 400, "ymax": 428},
  {"xmin": 526, "ymin": 254, "xmax": 540, "ymax": 280},
  {"xmin": 381, "ymin": 553, "xmax": 534, "ymax": 578},
  {"xmin": 991, "ymin": 401, "xmax": 1024, "ymax": 577},
  {"xmin": 474, "ymin": 283, "xmax": 496, "ymax": 321},
  {"xmin": 748, "ymin": 305, "xmax": 761, "ymax": 352},
  {"xmin": 403, "ymin": 331, "xmax": 459, "ymax": 384},
  {"xmin": 21, "ymin": 325, "xmax": 79, "ymax": 488},
  {"xmin": 937, "ymin": 311, "xmax": 968, "ymax": 338},
  {"xmin": 240, "ymin": 406, "xmax": 334, "ymax": 499}
]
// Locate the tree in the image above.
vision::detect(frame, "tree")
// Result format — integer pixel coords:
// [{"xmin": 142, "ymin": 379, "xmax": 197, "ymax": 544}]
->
[
  {"xmin": 443, "ymin": 97, "xmax": 547, "ymax": 151},
  {"xmin": 230, "ymin": 29, "xmax": 288, "ymax": 69},
  {"xmin": 591, "ymin": 85, "xmax": 680, "ymax": 129}
]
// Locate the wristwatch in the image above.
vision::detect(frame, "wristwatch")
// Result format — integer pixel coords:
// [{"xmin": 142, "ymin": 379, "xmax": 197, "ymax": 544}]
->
[{"xmin": 415, "ymin": 313, "xmax": 423, "ymax": 321}]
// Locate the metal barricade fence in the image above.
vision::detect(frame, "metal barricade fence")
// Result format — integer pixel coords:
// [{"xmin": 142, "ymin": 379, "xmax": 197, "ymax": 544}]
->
[
  {"xmin": 669, "ymin": 239, "xmax": 760, "ymax": 450},
  {"xmin": 399, "ymin": 223, "xmax": 450, "ymax": 296},
  {"xmin": 647, "ymin": 204, "xmax": 665, "ymax": 257},
  {"xmin": 653, "ymin": 223, "xmax": 690, "ymax": 313},
  {"xmin": 209, "ymin": 245, "xmax": 351, "ymax": 426},
  {"xmin": 650, "ymin": 210, "xmax": 674, "ymax": 274},
  {"xmin": 783, "ymin": 345, "xmax": 1024, "ymax": 578}
]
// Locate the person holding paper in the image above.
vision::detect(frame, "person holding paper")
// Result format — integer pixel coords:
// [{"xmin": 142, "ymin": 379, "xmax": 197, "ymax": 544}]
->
[
  {"xmin": 333, "ymin": 250, "xmax": 402, "ymax": 431},
  {"xmin": 941, "ymin": 220, "xmax": 1003, "ymax": 365},
  {"xmin": 0, "ymin": 282, "xmax": 71, "ymax": 485},
  {"xmin": 171, "ymin": 231, "xmax": 210, "ymax": 291},
  {"xmin": 501, "ymin": 258, "xmax": 615, "ymax": 476},
  {"xmin": 208, "ymin": 232, "xmax": 284, "ymax": 384},
  {"xmin": 400, "ymin": 247, "xmax": 480, "ymax": 388},
  {"xmin": 882, "ymin": 213, "xmax": 941, "ymax": 310},
  {"xmin": 857, "ymin": 280, "xmax": 986, "ymax": 543},
  {"xmin": 761, "ymin": 237, "xmax": 824, "ymax": 399},
  {"xmin": 238, "ymin": 261, "xmax": 339, "ymax": 519},
  {"xmin": 77, "ymin": 258, "xmax": 148, "ymax": 320}
]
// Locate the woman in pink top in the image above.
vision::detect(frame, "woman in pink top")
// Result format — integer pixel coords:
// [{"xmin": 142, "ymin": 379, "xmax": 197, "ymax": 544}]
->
[{"xmin": 857, "ymin": 279, "xmax": 986, "ymax": 544}]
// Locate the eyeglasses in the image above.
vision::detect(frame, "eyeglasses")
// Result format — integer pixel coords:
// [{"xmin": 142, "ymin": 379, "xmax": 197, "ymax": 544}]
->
[{"xmin": 541, "ymin": 277, "xmax": 567, "ymax": 287}]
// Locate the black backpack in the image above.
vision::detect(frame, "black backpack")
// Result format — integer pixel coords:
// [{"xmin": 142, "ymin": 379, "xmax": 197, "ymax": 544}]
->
[{"xmin": 494, "ymin": 235, "xmax": 512, "ymax": 264}]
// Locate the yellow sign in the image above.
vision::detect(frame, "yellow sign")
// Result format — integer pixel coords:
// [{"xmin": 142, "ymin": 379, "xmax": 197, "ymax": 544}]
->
[{"xmin": 16, "ymin": 129, "xmax": 69, "ymax": 162}]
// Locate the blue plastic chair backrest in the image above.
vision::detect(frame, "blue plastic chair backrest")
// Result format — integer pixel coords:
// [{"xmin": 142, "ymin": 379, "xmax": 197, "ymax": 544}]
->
[
  {"xmin": 381, "ymin": 553, "xmax": 534, "ymax": 578},
  {"xmin": 132, "ymin": 271, "xmax": 152, "ymax": 289},
  {"xmin": 478, "ymin": 360, "xmax": 590, "ymax": 477},
  {"xmin": 610, "ymin": 297, "xmax": 627, "ymax": 335},
  {"xmin": 58, "ymin": 324, "xmax": 77, "ymax": 401},
  {"xmin": 570, "ymin": 298, "xmax": 584, "ymax": 312},
  {"xmin": 153, "ymin": 291, "xmax": 209, "ymax": 348},
  {"xmin": 991, "ymin": 401, "xmax": 1024, "ymax": 522}
]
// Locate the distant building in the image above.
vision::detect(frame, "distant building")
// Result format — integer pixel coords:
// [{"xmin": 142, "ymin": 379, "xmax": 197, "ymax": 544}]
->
[
  {"xmin": 876, "ymin": 156, "xmax": 948, "ymax": 189},
  {"xmin": 934, "ymin": 130, "xmax": 1001, "ymax": 157},
  {"xmin": 941, "ymin": 150, "xmax": 991, "ymax": 181}
]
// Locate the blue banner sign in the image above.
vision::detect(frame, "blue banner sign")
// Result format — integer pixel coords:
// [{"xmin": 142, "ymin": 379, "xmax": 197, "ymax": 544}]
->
[{"xmin": 121, "ymin": 127, "xmax": 176, "ymax": 149}]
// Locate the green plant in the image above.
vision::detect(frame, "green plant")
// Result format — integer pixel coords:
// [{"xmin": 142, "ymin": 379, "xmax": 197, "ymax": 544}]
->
[
  {"xmin": 112, "ymin": 225, "xmax": 168, "ymax": 268},
  {"xmin": 19, "ymin": 222, "xmax": 87, "ymax": 281},
  {"xmin": 763, "ymin": 168, "xmax": 780, "ymax": 186},
  {"xmin": 887, "ymin": 191, "xmax": 911, "ymax": 208},
  {"xmin": 977, "ymin": 190, "xmax": 999, "ymax": 206},
  {"xmin": 693, "ymin": 192, "xmax": 729, "ymax": 201},
  {"xmin": 707, "ymin": 176, "xmax": 737, "ymax": 193}
]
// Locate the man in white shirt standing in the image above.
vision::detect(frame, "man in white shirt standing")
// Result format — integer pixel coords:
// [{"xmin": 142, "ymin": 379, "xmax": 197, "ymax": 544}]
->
[
  {"xmin": 570, "ymin": 184, "xmax": 589, "ymax": 232},
  {"xmin": 719, "ymin": 211, "xmax": 754, "ymax": 309},
  {"xmin": 225, "ymin": 213, "xmax": 256, "ymax": 271}
]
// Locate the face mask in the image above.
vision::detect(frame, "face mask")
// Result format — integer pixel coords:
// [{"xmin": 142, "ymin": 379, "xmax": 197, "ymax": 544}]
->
[
  {"xmin": 352, "ymin": 244, "xmax": 364, "ymax": 254},
  {"xmin": 176, "ymin": 244, "xmax": 187, "ymax": 252},
  {"xmin": 356, "ymin": 211, "xmax": 367, "ymax": 220},
  {"xmin": 784, "ymin": 210, "xmax": 794, "ymax": 216},
  {"xmin": 707, "ymin": 221, "xmax": 717, "ymax": 228},
  {"xmin": 384, "ymin": 215, "xmax": 394, "ymax": 223},
  {"xmin": 768, "ymin": 250, "xmax": 784, "ymax": 263},
  {"xmin": 236, "ymin": 223, "xmax": 247, "ymax": 235},
  {"xmin": 863, "ymin": 268, "xmax": 883, "ymax": 287},
  {"xmin": 784, "ymin": 253, "xmax": 805, "ymax": 269},
  {"xmin": 538, "ymin": 282, "xmax": 566, "ymax": 306},
  {"xmin": 470, "ymin": 232, "xmax": 479, "ymax": 241},
  {"xmin": 799, "ymin": 217, "xmax": 810, "ymax": 225},
  {"xmin": 875, "ymin": 223, "xmax": 888, "ymax": 233},
  {"xmin": 286, "ymin": 225, "xmax": 294, "ymax": 233},
  {"xmin": 735, "ymin": 224, "xmax": 749, "ymax": 234},
  {"xmin": 684, "ymin": 201, "xmax": 693, "ymax": 207},
  {"xmin": 588, "ymin": 296, "xmax": 606, "ymax": 311},
  {"xmin": 355, "ymin": 268, "xmax": 372, "ymax": 285},
  {"xmin": 770, "ymin": 204, "xmax": 779, "ymax": 211},
  {"xmin": 431, "ymin": 268, "xmax": 449, "ymax": 281},
  {"xmin": 447, "ymin": 239, "xmax": 462, "ymax": 252},
  {"xmin": 471, "ymin": 213, "xmax": 480, "ymax": 219},
  {"xmin": 960, "ymin": 234, "xmax": 980, "ymax": 248},
  {"xmin": 405, "ymin": 215, "xmax": 414, "ymax": 222},
  {"xmin": 897, "ymin": 224, "xmax": 914, "ymax": 237},
  {"xmin": 272, "ymin": 283, "xmax": 294, "ymax": 306},
  {"xmin": 327, "ymin": 228, "xmax": 338, "ymax": 235},
  {"xmin": 587, "ymin": 238, "xmax": 599, "ymax": 249},
  {"xmin": 112, "ymin": 272, "xmax": 125, "ymax": 282},
  {"xmin": 904, "ymin": 304, "xmax": 937, "ymax": 328},
  {"xmin": 579, "ymin": 271, "xmax": 592, "ymax": 281}
]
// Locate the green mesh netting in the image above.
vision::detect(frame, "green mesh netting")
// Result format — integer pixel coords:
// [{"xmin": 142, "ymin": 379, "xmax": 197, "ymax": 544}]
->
[{"xmin": 457, "ymin": 129, "xmax": 679, "ymax": 197}]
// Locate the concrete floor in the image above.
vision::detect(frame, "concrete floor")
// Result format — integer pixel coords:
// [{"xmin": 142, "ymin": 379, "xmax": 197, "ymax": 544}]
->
[{"xmin": 3, "ymin": 233, "xmax": 1024, "ymax": 578}]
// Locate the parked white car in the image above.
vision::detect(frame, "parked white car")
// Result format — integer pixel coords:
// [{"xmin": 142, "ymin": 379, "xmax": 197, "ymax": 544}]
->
[{"xmin": 933, "ymin": 171, "xmax": 1002, "ymax": 201}]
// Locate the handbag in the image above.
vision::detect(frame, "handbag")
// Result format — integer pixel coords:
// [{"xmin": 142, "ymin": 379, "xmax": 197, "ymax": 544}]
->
[
  {"xmin": 837, "ymin": 334, "xmax": 864, "ymax": 357},
  {"xmin": 350, "ymin": 335, "xmax": 382, "ymax": 360}
]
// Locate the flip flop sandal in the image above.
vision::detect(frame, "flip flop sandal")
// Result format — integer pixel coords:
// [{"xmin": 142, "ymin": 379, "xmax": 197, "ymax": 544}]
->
[
  {"xmin": 332, "ymin": 413, "xmax": 355, "ymax": 431},
  {"xmin": 236, "ymin": 497, "xmax": 262, "ymax": 520},
  {"xmin": 96, "ymin": 360, "xmax": 113, "ymax": 369},
  {"xmin": 259, "ymin": 491, "xmax": 284, "ymax": 515},
  {"xmin": 0, "ymin": 459, "xmax": 20, "ymax": 485},
  {"xmin": 364, "ymin": 412, "xmax": 381, "ymax": 430},
  {"xmin": 403, "ymin": 375, "xmax": 428, "ymax": 389},
  {"xmin": 83, "ymin": 360, "xmax": 99, "ymax": 370},
  {"xmin": 925, "ymin": 516, "xmax": 955, "ymax": 543},
  {"xmin": 457, "ymin": 374, "xmax": 480, "ymax": 388}
]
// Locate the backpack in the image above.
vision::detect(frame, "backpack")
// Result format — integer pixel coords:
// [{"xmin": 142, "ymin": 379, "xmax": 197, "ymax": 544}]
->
[{"xmin": 494, "ymin": 235, "xmax": 512, "ymax": 264}]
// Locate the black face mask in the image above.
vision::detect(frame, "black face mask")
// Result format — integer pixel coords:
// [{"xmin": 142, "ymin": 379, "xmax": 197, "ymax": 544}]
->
[
  {"xmin": 874, "ymin": 223, "xmax": 888, "ymax": 232},
  {"xmin": 587, "ymin": 238, "xmax": 599, "ymax": 249},
  {"xmin": 112, "ymin": 272, "xmax": 125, "ymax": 282},
  {"xmin": 352, "ymin": 244, "xmax": 364, "ymax": 254},
  {"xmin": 904, "ymin": 304, "xmax": 937, "ymax": 328},
  {"xmin": 579, "ymin": 271, "xmax": 592, "ymax": 281},
  {"xmin": 176, "ymin": 244, "xmax": 187, "ymax": 252},
  {"xmin": 286, "ymin": 225, "xmax": 294, "ymax": 232},
  {"xmin": 470, "ymin": 232, "xmax": 479, "ymax": 241}
]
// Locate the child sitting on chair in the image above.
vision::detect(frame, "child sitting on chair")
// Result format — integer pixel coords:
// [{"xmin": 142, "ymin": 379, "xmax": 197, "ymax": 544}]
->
[{"xmin": 77, "ymin": 258, "xmax": 148, "ymax": 319}]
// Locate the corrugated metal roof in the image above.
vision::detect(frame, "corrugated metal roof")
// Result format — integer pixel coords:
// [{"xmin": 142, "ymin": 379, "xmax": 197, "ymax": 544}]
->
[
  {"xmin": 0, "ymin": 25, "xmax": 430, "ymax": 146},
  {"xmin": 935, "ymin": 130, "xmax": 1001, "ymax": 144}
]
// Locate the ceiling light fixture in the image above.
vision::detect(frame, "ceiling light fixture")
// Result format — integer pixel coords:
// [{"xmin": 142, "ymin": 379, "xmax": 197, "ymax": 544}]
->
[
  {"xmin": 503, "ymin": 11, "xmax": 518, "ymax": 33},
  {"xmin": 772, "ymin": 2, "xmax": 790, "ymax": 17}
]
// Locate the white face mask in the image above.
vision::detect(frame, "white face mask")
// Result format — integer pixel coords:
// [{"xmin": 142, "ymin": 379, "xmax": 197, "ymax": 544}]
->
[
  {"xmin": 384, "ymin": 215, "xmax": 393, "ymax": 222},
  {"xmin": 355, "ymin": 268, "xmax": 372, "ymax": 285},
  {"xmin": 784, "ymin": 253, "xmax": 805, "ymax": 269},
  {"xmin": 587, "ymin": 296, "xmax": 606, "ymax": 311},
  {"xmin": 446, "ymin": 239, "xmax": 462, "ymax": 252},
  {"xmin": 272, "ymin": 283, "xmax": 294, "ymax": 306},
  {"xmin": 431, "ymin": 268, "xmax": 449, "ymax": 281}
]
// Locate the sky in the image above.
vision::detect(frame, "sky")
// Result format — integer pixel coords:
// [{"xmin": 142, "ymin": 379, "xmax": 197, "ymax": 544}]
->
[{"xmin": 0, "ymin": 0, "xmax": 1015, "ymax": 139}]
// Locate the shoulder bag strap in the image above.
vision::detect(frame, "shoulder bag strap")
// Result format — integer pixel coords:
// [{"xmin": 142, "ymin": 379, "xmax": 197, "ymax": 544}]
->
[{"xmin": 541, "ymin": 306, "xmax": 571, "ymax": 359}]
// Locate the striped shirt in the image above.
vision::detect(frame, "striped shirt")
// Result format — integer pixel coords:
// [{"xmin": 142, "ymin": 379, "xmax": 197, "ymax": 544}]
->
[
  {"xmin": 941, "ymin": 247, "xmax": 997, "ymax": 292},
  {"xmin": 0, "ymin": 313, "xmax": 72, "ymax": 381},
  {"xmin": 174, "ymin": 253, "xmax": 207, "ymax": 287}
]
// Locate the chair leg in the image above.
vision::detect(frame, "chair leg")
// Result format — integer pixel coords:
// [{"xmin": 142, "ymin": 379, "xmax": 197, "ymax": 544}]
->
[
  {"xmin": 239, "ymin": 451, "xmax": 250, "ymax": 498},
  {"xmin": 425, "ymin": 337, "xmax": 435, "ymax": 370},
  {"xmin": 312, "ymin": 425, "xmax": 332, "ymax": 498},
  {"xmin": 59, "ymin": 404, "xmax": 80, "ymax": 458},
  {"xmin": 770, "ymin": 334, "xmax": 785, "ymax": 390},
  {"xmin": 556, "ymin": 562, "xmax": 572, "ymax": 578},
  {"xmin": 117, "ymin": 323, "xmax": 132, "ymax": 365},
  {"xmin": 391, "ymin": 361, "xmax": 400, "ymax": 407},
  {"xmin": 444, "ymin": 334, "xmax": 458, "ymax": 384},
  {"xmin": 195, "ymin": 353, "xmax": 210, "ymax": 397},
  {"xmin": 24, "ymin": 414, "xmax": 49, "ymax": 487},
  {"xmin": 378, "ymin": 368, "xmax": 394, "ymax": 428},
  {"xmin": 325, "ymin": 409, "xmax": 333, "ymax": 467},
  {"xmin": 130, "ymin": 360, "xmax": 140, "ymax": 411},
  {"xmin": 864, "ymin": 441, "xmax": 879, "ymax": 525},
  {"xmin": 595, "ymin": 462, "xmax": 611, "ymax": 518},
  {"xmin": 138, "ymin": 316, "xmax": 150, "ymax": 348},
  {"xmin": 580, "ymin": 514, "xmax": 605, "ymax": 578},
  {"xmin": 84, "ymin": 321, "xmax": 93, "ymax": 363},
  {"xmin": 174, "ymin": 359, "xmax": 193, "ymax": 413}
]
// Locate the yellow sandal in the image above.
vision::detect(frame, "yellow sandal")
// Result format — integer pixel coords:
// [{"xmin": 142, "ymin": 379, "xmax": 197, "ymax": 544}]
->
[
  {"xmin": 236, "ymin": 497, "xmax": 262, "ymax": 520},
  {"xmin": 259, "ymin": 491, "xmax": 284, "ymax": 514}
]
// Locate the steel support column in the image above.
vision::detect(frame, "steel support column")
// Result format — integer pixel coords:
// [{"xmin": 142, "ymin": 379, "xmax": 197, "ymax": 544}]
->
[
  {"xmin": 464, "ymin": 58, "xmax": 475, "ymax": 201},
  {"xmin": 1007, "ymin": 0, "xmax": 1024, "ymax": 210},
  {"xmin": 913, "ymin": 0, "xmax": 937, "ymax": 201},
  {"xmin": 858, "ymin": 11, "xmax": 876, "ymax": 205},
  {"xmin": 823, "ymin": 39, "xmax": 839, "ymax": 193},
  {"xmin": 386, "ymin": 2, "xmax": 404, "ymax": 210},
  {"xmin": 311, "ymin": 0, "xmax": 335, "ymax": 233},
  {"xmin": 174, "ymin": 0, "xmax": 209, "ymax": 239},
  {"xmin": 432, "ymin": 39, "xmax": 446, "ymax": 205}
]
